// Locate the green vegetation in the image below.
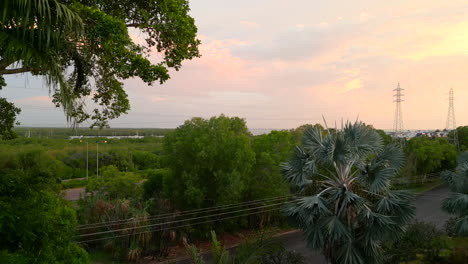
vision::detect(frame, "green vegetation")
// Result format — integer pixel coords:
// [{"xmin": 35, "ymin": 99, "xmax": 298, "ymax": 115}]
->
[
  {"xmin": 1, "ymin": 0, "xmax": 200, "ymax": 127},
  {"xmin": 163, "ymin": 116, "xmax": 256, "ymax": 209},
  {"xmin": 0, "ymin": 98, "xmax": 21, "ymax": 139},
  {"xmin": 404, "ymin": 136, "xmax": 457, "ymax": 177},
  {"xmin": 441, "ymin": 151, "xmax": 468, "ymax": 236},
  {"xmin": 384, "ymin": 220, "xmax": 468, "ymax": 263},
  {"xmin": 282, "ymin": 122, "xmax": 415, "ymax": 264},
  {"xmin": 187, "ymin": 231, "xmax": 304, "ymax": 264},
  {"xmin": 13, "ymin": 127, "xmax": 172, "ymax": 139},
  {"xmin": 0, "ymin": 136, "xmax": 164, "ymax": 181},
  {"xmin": 384, "ymin": 221, "xmax": 447, "ymax": 263},
  {"xmin": 451, "ymin": 126, "xmax": 468, "ymax": 151},
  {"xmin": 0, "ymin": 150, "xmax": 89, "ymax": 263},
  {"xmin": 0, "ymin": 117, "xmax": 465, "ymax": 263}
]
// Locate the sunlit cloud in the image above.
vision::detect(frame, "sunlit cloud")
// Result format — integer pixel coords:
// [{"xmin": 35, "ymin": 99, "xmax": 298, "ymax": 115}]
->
[
  {"xmin": 343, "ymin": 78, "xmax": 363, "ymax": 92},
  {"xmin": 240, "ymin": 20, "xmax": 259, "ymax": 28},
  {"xmin": 149, "ymin": 96, "xmax": 168, "ymax": 102},
  {"xmin": 15, "ymin": 95, "xmax": 50, "ymax": 104}
]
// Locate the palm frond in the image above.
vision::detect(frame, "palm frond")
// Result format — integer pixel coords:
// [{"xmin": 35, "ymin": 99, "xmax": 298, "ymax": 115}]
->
[
  {"xmin": 336, "ymin": 240, "xmax": 365, "ymax": 264},
  {"xmin": 442, "ymin": 193, "xmax": 468, "ymax": 215},
  {"xmin": 280, "ymin": 146, "xmax": 315, "ymax": 187}
]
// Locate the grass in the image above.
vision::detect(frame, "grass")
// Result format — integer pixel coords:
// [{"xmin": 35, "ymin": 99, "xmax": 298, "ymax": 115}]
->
[
  {"xmin": 62, "ymin": 178, "xmax": 88, "ymax": 189},
  {"xmin": 409, "ymin": 178, "xmax": 444, "ymax": 194}
]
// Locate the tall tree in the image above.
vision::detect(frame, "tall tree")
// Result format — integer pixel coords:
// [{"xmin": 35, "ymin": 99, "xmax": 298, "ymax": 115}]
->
[
  {"xmin": 163, "ymin": 115, "xmax": 255, "ymax": 209},
  {"xmin": 281, "ymin": 122, "xmax": 415, "ymax": 264},
  {"xmin": 404, "ymin": 136, "xmax": 457, "ymax": 176},
  {"xmin": 0, "ymin": 0, "xmax": 200, "ymax": 127}
]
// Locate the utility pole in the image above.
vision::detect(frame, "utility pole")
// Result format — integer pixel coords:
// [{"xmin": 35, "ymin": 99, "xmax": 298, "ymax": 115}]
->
[
  {"xmin": 393, "ymin": 83, "xmax": 405, "ymax": 142},
  {"xmin": 86, "ymin": 142, "xmax": 89, "ymax": 180},
  {"xmin": 446, "ymin": 87, "xmax": 459, "ymax": 150},
  {"xmin": 96, "ymin": 143, "xmax": 99, "ymax": 177}
]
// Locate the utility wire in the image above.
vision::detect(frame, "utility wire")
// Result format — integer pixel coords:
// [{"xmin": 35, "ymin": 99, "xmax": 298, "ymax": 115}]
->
[
  {"xmin": 77, "ymin": 207, "xmax": 281, "ymax": 244},
  {"xmin": 78, "ymin": 195, "xmax": 296, "ymax": 230},
  {"xmin": 79, "ymin": 200, "xmax": 295, "ymax": 238}
]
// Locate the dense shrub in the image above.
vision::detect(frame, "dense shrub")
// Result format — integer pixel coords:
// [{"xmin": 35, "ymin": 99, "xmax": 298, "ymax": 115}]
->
[
  {"xmin": 0, "ymin": 150, "xmax": 89, "ymax": 263},
  {"xmin": 384, "ymin": 221, "xmax": 447, "ymax": 263}
]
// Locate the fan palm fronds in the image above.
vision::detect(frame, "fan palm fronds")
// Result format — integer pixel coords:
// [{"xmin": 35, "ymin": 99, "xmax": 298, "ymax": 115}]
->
[{"xmin": 281, "ymin": 121, "xmax": 415, "ymax": 264}]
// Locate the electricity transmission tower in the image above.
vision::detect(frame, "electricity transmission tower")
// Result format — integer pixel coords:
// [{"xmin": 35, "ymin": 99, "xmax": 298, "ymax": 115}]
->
[
  {"xmin": 393, "ymin": 83, "xmax": 404, "ymax": 140},
  {"xmin": 446, "ymin": 87, "xmax": 459, "ymax": 150}
]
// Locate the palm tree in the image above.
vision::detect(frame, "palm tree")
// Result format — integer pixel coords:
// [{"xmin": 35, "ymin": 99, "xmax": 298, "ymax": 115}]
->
[
  {"xmin": 0, "ymin": 0, "xmax": 83, "ymax": 74},
  {"xmin": 1, "ymin": 0, "xmax": 84, "ymax": 123},
  {"xmin": 281, "ymin": 121, "xmax": 415, "ymax": 264},
  {"xmin": 442, "ymin": 152, "xmax": 468, "ymax": 235}
]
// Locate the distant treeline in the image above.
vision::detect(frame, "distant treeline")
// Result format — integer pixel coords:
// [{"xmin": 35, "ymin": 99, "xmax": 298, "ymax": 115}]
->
[{"xmin": 13, "ymin": 127, "xmax": 174, "ymax": 139}]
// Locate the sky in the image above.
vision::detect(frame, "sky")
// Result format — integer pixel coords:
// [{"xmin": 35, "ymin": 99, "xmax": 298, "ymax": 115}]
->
[{"xmin": 3, "ymin": 0, "xmax": 468, "ymax": 130}]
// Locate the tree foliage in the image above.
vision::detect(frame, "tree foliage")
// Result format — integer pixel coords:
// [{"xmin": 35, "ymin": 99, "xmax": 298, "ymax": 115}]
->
[
  {"xmin": 0, "ymin": 0, "xmax": 200, "ymax": 127},
  {"xmin": 405, "ymin": 136, "xmax": 457, "ymax": 176},
  {"xmin": 246, "ymin": 130, "xmax": 293, "ymax": 200},
  {"xmin": 0, "ymin": 97, "xmax": 21, "ymax": 140},
  {"xmin": 281, "ymin": 121, "xmax": 415, "ymax": 264},
  {"xmin": 163, "ymin": 115, "xmax": 256, "ymax": 209},
  {"xmin": 452, "ymin": 126, "xmax": 468, "ymax": 151},
  {"xmin": 0, "ymin": 150, "xmax": 89, "ymax": 263}
]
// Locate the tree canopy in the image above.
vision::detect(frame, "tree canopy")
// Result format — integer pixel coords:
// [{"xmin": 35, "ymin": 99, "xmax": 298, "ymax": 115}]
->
[
  {"xmin": 163, "ymin": 115, "xmax": 256, "ymax": 209},
  {"xmin": 452, "ymin": 126, "xmax": 468, "ymax": 151},
  {"xmin": 404, "ymin": 136, "xmax": 457, "ymax": 176},
  {"xmin": 0, "ymin": 97, "xmax": 20, "ymax": 139},
  {"xmin": 0, "ymin": 0, "xmax": 200, "ymax": 127}
]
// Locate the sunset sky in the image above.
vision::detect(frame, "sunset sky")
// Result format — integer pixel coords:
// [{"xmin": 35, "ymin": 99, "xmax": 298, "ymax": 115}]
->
[{"xmin": 3, "ymin": 0, "xmax": 468, "ymax": 130}]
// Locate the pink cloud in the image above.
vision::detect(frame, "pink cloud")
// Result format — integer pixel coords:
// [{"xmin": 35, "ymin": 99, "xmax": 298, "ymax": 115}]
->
[
  {"xmin": 149, "ymin": 96, "xmax": 168, "ymax": 102},
  {"xmin": 16, "ymin": 96, "xmax": 50, "ymax": 104}
]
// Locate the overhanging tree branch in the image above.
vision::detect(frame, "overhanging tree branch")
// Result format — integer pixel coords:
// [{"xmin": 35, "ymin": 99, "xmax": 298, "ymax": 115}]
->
[{"xmin": 0, "ymin": 67, "xmax": 42, "ymax": 75}]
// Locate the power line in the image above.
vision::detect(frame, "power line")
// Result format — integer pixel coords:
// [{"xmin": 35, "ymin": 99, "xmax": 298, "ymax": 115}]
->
[
  {"xmin": 78, "ymin": 200, "xmax": 295, "ymax": 238},
  {"xmin": 78, "ymin": 195, "xmax": 296, "ymax": 230},
  {"xmin": 77, "ymin": 207, "xmax": 282, "ymax": 244}
]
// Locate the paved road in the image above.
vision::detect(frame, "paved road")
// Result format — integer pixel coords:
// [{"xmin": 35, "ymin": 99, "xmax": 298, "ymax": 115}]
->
[
  {"xmin": 174, "ymin": 186, "xmax": 451, "ymax": 264},
  {"xmin": 415, "ymin": 186, "xmax": 451, "ymax": 228}
]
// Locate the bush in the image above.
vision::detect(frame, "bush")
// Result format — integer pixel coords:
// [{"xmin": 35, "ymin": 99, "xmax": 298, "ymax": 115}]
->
[
  {"xmin": 384, "ymin": 221, "xmax": 447, "ymax": 263},
  {"xmin": 142, "ymin": 168, "xmax": 173, "ymax": 199},
  {"xmin": 132, "ymin": 151, "xmax": 160, "ymax": 170},
  {"xmin": 86, "ymin": 166, "xmax": 142, "ymax": 200},
  {"xmin": 62, "ymin": 178, "xmax": 88, "ymax": 189},
  {"xmin": 445, "ymin": 217, "xmax": 459, "ymax": 237}
]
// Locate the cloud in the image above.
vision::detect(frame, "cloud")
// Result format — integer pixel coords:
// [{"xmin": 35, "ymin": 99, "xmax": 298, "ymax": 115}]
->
[
  {"xmin": 149, "ymin": 96, "xmax": 168, "ymax": 102},
  {"xmin": 343, "ymin": 78, "xmax": 363, "ymax": 92},
  {"xmin": 10, "ymin": 0, "xmax": 468, "ymax": 129},
  {"xmin": 15, "ymin": 95, "xmax": 50, "ymax": 104},
  {"xmin": 240, "ymin": 20, "xmax": 259, "ymax": 28}
]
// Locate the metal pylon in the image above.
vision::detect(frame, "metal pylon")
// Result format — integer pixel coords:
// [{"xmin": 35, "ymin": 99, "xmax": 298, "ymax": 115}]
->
[
  {"xmin": 446, "ymin": 87, "xmax": 459, "ymax": 150},
  {"xmin": 393, "ymin": 83, "xmax": 405, "ymax": 143}
]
